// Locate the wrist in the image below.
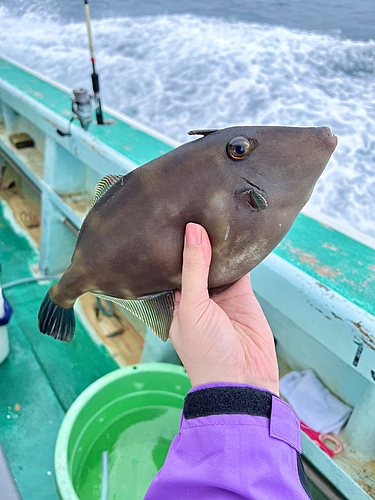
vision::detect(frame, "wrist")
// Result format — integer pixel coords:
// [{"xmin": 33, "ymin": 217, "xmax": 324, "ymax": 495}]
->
[
  {"xmin": 188, "ymin": 381, "xmax": 279, "ymax": 396},
  {"xmin": 187, "ymin": 373, "xmax": 279, "ymax": 396}
]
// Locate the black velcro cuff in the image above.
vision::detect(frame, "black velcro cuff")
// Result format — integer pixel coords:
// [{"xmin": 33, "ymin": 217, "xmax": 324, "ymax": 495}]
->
[{"xmin": 183, "ymin": 386, "xmax": 274, "ymax": 420}]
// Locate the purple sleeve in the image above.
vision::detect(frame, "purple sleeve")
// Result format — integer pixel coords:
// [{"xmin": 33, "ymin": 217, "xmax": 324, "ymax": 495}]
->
[{"xmin": 144, "ymin": 382, "xmax": 312, "ymax": 500}]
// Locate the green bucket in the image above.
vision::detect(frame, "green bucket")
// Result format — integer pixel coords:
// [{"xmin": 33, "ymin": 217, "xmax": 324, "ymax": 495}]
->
[{"xmin": 55, "ymin": 363, "xmax": 191, "ymax": 500}]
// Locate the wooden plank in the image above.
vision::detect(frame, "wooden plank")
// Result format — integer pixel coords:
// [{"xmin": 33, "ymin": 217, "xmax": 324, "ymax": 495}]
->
[
  {"xmin": 0, "ymin": 162, "xmax": 41, "ymax": 246},
  {"xmin": 77, "ymin": 293, "xmax": 144, "ymax": 367}
]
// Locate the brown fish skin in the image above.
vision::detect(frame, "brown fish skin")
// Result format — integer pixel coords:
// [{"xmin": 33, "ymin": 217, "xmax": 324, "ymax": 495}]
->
[{"xmin": 41, "ymin": 125, "xmax": 337, "ymax": 339}]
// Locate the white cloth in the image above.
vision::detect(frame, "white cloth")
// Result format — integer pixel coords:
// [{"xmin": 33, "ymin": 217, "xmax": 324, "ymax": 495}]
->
[{"xmin": 279, "ymin": 369, "xmax": 352, "ymax": 435}]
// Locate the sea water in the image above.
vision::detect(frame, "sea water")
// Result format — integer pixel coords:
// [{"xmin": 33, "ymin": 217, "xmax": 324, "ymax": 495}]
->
[{"xmin": 0, "ymin": 0, "xmax": 374, "ymax": 239}]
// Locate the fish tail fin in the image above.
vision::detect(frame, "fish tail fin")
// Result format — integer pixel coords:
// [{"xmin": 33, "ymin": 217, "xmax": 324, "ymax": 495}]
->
[{"xmin": 38, "ymin": 289, "xmax": 76, "ymax": 343}]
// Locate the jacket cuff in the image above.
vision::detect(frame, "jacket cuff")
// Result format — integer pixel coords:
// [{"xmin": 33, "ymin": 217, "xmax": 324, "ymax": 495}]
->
[
  {"xmin": 182, "ymin": 383, "xmax": 302, "ymax": 453},
  {"xmin": 183, "ymin": 385, "xmax": 274, "ymax": 419}
]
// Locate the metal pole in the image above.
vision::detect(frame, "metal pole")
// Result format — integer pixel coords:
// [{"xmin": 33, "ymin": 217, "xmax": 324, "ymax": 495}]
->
[{"xmin": 84, "ymin": 0, "xmax": 104, "ymax": 125}]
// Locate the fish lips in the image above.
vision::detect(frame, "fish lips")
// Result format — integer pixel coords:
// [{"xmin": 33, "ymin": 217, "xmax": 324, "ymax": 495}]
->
[{"xmin": 315, "ymin": 126, "xmax": 338, "ymax": 152}]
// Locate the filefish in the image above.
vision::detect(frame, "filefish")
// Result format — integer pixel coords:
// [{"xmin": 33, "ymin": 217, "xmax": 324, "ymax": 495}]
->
[{"xmin": 38, "ymin": 126, "xmax": 337, "ymax": 343}]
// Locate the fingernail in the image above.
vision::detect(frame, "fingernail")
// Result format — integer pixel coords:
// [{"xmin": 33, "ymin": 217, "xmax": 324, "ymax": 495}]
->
[{"xmin": 186, "ymin": 223, "xmax": 202, "ymax": 245}]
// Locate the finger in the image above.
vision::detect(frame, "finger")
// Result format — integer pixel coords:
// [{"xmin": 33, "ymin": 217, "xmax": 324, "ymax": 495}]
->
[{"xmin": 180, "ymin": 223, "xmax": 212, "ymax": 309}]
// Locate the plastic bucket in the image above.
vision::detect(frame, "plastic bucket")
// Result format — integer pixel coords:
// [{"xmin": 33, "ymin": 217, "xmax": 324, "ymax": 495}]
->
[
  {"xmin": 55, "ymin": 363, "xmax": 191, "ymax": 500},
  {"xmin": 0, "ymin": 292, "xmax": 13, "ymax": 364}
]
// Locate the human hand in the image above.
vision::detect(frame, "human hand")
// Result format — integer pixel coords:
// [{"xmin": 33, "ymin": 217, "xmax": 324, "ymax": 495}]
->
[{"xmin": 169, "ymin": 223, "xmax": 279, "ymax": 395}]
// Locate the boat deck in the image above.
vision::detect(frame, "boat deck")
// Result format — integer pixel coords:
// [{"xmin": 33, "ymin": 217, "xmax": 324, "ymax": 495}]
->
[{"xmin": 0, "ymin": 202, "xmax": 119, "ymax": 499}]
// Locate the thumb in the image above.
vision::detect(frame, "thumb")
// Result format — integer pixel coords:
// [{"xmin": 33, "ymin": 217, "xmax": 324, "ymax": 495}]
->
[{"xmin": 180, "ymin": 223, "xmax": 212, "ymax": 310}]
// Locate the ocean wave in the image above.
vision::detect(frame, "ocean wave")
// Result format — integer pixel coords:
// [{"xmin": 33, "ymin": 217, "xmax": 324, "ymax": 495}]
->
[{"xmin": 0, "ymin": 8, "xmax": 374, "ymax": 238}]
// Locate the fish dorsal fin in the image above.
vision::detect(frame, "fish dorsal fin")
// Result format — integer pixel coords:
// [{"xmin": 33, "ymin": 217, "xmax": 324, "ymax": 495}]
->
[
  {"xmin": 91, "ymin": 174, "xmax": 123, "ymax": 208},
  {"xmin": 93, "ymin": 290, "xmax": 175, "ymax": 342}
]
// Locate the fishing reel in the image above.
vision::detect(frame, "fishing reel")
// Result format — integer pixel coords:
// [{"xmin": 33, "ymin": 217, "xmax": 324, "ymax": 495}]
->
[
  {"xmin": 71, "ymin": 88, "xmax": 98, "ymax": 131},
  {"xmin": 57, "ymin": 88, "xmax": 98, "ymax": 136}
]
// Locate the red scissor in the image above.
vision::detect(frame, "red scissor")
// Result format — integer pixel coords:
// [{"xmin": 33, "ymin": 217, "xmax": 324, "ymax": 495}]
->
[{"xmin": 300, "ymin": 421, "xmax": 343, "ymax": 457}]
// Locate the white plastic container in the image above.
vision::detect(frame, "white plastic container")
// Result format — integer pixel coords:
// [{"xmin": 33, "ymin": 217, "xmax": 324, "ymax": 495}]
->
[{"xmin": 0, "ymin": 289, "xmax": 11, "ymax": 364}]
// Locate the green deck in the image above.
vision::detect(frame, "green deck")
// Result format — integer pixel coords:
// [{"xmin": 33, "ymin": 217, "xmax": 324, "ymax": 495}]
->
[{"xmin": 0, "ymin": 202, "xmax": 118, "ymax": 499}]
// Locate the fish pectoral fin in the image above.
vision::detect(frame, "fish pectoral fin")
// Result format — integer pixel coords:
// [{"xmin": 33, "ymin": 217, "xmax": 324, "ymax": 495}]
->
[
  {"xmin": 93, "ymin": 290, "xmax": 175, "ymax": 342},
  {"xmin": 91, "ymin": 174, "xmax": 123, "ymax": 208}
]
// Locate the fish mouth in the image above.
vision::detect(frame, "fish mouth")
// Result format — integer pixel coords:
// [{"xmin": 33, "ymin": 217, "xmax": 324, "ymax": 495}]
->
[{"xmin": 316, "ymin": 126, "xmax": 338, "ymax": 151}]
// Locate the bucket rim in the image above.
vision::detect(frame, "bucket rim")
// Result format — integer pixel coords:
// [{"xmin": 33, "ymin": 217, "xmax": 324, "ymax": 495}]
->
[{"xmin": 54, "ymin": 362, "xmax": 188, "ymax": 500}]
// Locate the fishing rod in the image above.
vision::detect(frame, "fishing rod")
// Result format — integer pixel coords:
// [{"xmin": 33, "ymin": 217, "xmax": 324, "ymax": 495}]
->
[
  {"xmin": 57, "ymin": 0, "xmax": 110, "ymax": 135},
  {"xmin": 56, "ymin": 88, "xmax": 97, "ymax": 135},
  {"xmin": 84, "ymin": 0, "xmax": 104, "ymax": 125}
]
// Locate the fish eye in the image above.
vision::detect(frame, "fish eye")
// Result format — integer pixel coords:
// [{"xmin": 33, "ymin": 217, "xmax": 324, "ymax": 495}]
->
[{"xmin": 227, "ymin": 137, "xmax": 252, "ymax": 160}]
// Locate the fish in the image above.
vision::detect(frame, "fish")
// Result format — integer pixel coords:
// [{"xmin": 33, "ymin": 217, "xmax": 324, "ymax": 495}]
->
[{"xmin": 38, "ymin": 125, "xmax": 337, "ymax": 343}]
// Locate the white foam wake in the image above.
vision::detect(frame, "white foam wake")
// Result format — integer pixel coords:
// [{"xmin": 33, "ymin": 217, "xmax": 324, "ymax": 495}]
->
[{"xmin": 0, "ymin": 8, "xmax": 374, "ymax": 238}]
